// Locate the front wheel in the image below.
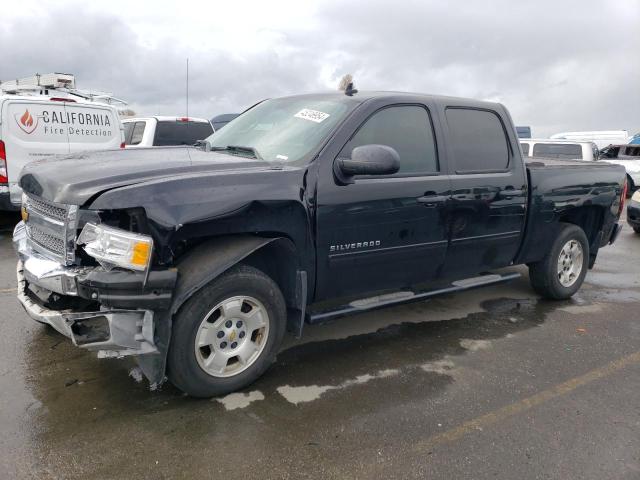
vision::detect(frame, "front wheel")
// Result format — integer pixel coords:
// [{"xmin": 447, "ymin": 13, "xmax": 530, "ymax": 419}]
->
[
  {"xmin": 167, "ymin": 265, "xmax": 286, "ymax": 398},
  {"xmin": 528, "ymin": 224, "xmax": 589, "ymax": 300}
]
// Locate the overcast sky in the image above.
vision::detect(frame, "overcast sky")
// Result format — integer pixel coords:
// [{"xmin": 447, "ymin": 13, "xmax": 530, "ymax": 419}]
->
[{"xmin": 2, "ymin": 0, "xmax": 638, "ymax": 136}]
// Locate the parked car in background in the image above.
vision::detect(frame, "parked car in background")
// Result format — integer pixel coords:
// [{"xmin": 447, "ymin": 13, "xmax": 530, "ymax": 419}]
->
[
  {"xmin": 515, "ymin": 126, "xmax": 531, "ymax": 138},
  {"xmin": 13, "ymin": 91, "xmax": 627, "ymax": 397},
  {"xmin": 210, "ymin": 113, "xmax": 240, "ymax": 131},
  {"xmin": 628, "ymin": 190, "xmax": 640, "ymax": 234},
  {"xmin": 550, "ymin": 130, "xmax": 629, "ymax": 149},
  {"xmin": 0, "ymin": 73, "xmax": 124, "ymax": 211},
  {"xmin": 122, "ymin": 117, "xmax": 213, "ymax": 148},
  {"xmin": 520, "ymin": 139, "xmax": 598, "ymax": 160},
  {"xmin": 598, "ymin": 144, "xmax": 640, "ymax": 193}
]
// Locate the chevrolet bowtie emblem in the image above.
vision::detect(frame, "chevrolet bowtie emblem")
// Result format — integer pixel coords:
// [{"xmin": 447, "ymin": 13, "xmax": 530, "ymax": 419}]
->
[
  {"xmin": 229, "ymin": 330, "xmax": 237, "ymax": 342},
  {"xmin": 21, "ymin": 206, "xmax": 28, "ymax": 222}
]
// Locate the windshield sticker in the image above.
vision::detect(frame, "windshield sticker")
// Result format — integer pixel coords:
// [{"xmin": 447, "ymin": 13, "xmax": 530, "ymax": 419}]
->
[
  {"xmin": 294, "ymin": 109, "xmax": 330, "ymax": 123},
  {"xmin": 276, "ymin": 154, "xmax": 289, "ymax": 160}
]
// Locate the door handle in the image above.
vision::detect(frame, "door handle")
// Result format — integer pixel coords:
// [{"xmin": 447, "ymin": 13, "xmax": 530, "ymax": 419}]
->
[
  {"xmin": 498, "ymin": 189, "xmax": 524, "ymax": 198},
  {"xmin": 417, "ymin": 194, "xmax": 448, "ymax": 205}
]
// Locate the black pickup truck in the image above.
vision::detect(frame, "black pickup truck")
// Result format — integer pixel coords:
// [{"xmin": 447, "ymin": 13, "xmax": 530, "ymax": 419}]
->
[{"xmin": 13, "ymin": 92, "xmax": 627, "ymax": 397}]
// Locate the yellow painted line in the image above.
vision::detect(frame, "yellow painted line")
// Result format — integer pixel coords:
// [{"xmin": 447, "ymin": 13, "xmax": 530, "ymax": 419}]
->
[
  {"xmin": 0, "ymin": 287, "xmax": 17, "ymax": 294},
  {"xmin": 413, "ymin": 351, "xmax": 640, "ymax": 452}
]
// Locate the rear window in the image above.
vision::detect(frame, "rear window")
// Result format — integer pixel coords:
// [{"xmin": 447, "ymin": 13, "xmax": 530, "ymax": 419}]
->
[
  {"xmin": 445, "ymin": 108, "xmax": 510, "ymax": 173},
  {"xmin": 621, "ymin": 145, "xmax": 640, "ymax": 158},
  {"xmin": 153, "ymin": 121, "xmax": 214, "ymax": 146},
  {"xmin": 520, "ymin": 143, "xmax": 530, "ymax": 156},
  {"xmin": 532, "ymin": 143, "xmax": 582, "ymax": 159}
]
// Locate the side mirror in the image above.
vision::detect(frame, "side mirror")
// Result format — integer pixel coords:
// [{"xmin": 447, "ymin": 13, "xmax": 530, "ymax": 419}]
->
[
  {"xmin": 195, "ymin": 139, "xmax": 212, "ymax": 151},
  {"xmin": 335, "ymin": 144, "xmax": 400, "ymax": 184}
]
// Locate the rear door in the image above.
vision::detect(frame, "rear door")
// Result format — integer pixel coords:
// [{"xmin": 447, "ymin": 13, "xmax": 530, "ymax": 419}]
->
[
  {"xmin": 65, "ymin": 102, "xmax": 122, "ymax": 153},
  {"xmin": 2, "ymin": 99, "xmax": 72, "ymax": 203},
  {"xmin": 441, "ymin": 105, "xmax": 527, "ymax": 277},
  {"xmin": 315, "ymin": 98, "xmax": 452, "ymax": 300}
]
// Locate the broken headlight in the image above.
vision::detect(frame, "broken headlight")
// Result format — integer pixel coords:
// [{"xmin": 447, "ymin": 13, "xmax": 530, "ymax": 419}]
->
[{"xmin": 77, "ymin": 223, "xmax": 153, "ymax": 272}]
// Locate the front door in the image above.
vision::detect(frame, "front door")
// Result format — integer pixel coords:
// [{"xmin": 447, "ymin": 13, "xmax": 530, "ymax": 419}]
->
[{"xmin": 315, "ymin": 101, "xmax": 451, "ymax": 301}]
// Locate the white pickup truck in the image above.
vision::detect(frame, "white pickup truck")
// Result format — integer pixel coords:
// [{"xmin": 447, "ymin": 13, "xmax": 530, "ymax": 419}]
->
[
  {"xmin": 0, "ymin": 73, "xmax": 124, "ymax": 211},
  {"xmin": 122, "ymin": 116, "xmax": 213, "ymax": 148}
]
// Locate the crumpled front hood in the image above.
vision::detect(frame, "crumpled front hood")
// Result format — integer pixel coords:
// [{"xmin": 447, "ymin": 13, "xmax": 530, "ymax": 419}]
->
[{"xmin": 19, "ymin": 146, "xmax": 272, "ymax": 205}]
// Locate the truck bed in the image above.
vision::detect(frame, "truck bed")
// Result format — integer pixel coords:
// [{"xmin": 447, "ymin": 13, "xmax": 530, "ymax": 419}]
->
[
  {"xmin": 525, "ymin": 157, "xmax": 614, "ymax": 168},
  {"xmin": 516, "ymin": 157, "xmax": 626, "ymax": 266},
  {"xmin": 524, "ymin": 157, "xmax": 611, "ymax": 169}
]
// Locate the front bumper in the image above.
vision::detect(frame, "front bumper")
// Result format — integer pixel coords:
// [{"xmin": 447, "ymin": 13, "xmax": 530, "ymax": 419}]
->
[
  {"xmin": 17, "ymin": 261, "xmax": 156, "ymax": 357},
  {"xmin": 627, "ymin": 200, "xmax": 640, "ymax": 229},
  {"xmin": 13, "ymin": 221, "xmax": 177, "ymax": 359}
]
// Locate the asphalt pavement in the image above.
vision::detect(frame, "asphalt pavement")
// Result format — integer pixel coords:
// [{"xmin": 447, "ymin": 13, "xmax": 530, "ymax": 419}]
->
[{"xmin": 1, "ymin": 211, "xmax": 639, "ymax": 479}]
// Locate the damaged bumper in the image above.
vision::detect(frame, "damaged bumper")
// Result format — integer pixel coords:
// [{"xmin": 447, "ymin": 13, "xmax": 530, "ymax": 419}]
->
[
  {"xmin": 13, "ymin": 222, "xmax": 177, "ymax": 376},
  {"xmin": 17, "ymin": 261, "xmax": 157, "ymax": 357}
]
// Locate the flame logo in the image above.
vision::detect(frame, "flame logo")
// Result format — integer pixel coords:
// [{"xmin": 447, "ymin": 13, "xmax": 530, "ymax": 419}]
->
[
  {"xmin": 15, "ymin": 108, "xmax": 38, "ymax": 134},
  {"xmin": 20, "ymin": 109, "xmax": 34, "ymax": 127}
]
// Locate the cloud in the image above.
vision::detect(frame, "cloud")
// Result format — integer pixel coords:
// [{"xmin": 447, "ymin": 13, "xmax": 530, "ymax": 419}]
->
[{"xmin": 1, "ymin": 0, "xmax": 638, "ymax": 136}]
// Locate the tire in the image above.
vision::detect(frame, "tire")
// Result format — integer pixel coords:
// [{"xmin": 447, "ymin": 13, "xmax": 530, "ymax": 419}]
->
[
  {"xmin": 167, "ymin": 264, "xmax": 286, "ymax": 398},
  {"xmin": 528, "ymin": 224, "xmax": 589, "ymax": 300},
  {"xmin": 634, "ymin": 227, "xmax": 640, "ymax": 235}
]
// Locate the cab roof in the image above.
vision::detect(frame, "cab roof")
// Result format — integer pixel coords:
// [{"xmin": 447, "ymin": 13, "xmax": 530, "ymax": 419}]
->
[{"xmin": 122, "ymin": 116, "xmax": 211, "ymax": 123}]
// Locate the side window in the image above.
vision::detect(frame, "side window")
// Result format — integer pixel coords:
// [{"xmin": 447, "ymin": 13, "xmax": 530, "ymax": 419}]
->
[
  {"xmin": 446, "ymin": 108, "xmax": 510, "ymax": 173},
  {"xmin": 123, "ymin": 122, "xmax": 134, "ymax": 144},
  {"xmin": 520, "ymin": 143, "xmax": 529, "ymax": 156},
  {"xmin": 340, "ymin": 105, "xmax": 438, "ymax": 175},
  {"xmin": 129, "ymin": 122, "xmax": 146, "ymax": 145}
]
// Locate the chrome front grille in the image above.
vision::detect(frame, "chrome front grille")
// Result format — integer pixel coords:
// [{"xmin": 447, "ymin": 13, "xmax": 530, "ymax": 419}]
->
[
  {"xmin": 27, "ymin": 195, "xmax": 68, "ymax": 222},
  {"xmin": 26, "ymin": 224, "xmax": 66, "ymax": 253},
  {"xmin": 24, "ymin": 194, "xmax": 78, "ymax": 265}
]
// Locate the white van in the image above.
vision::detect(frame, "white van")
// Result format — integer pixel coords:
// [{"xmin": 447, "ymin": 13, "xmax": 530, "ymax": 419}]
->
[
  {"xmin": 122, "ymin": 116, "xmax": 213, "ymax": 148},
  {"xmin": 0, "ymin": 74, "xmax": 124, "ymax": 210},
  {"xmin": 550, "ymin": 130, "xmax": 629, "ymax": 149},
  {"xmin": 520, "ymin": 139, "xmax": 599, "ymax": 161}
]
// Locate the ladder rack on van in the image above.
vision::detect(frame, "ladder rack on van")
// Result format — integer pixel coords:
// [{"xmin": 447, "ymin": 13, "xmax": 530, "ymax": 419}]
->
[{"xmin": 0, "ymin": 73, "xmax": 127, "ymax": 105}]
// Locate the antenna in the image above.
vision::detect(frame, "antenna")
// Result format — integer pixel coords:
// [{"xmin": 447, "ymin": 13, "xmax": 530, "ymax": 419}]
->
[{"xmin": 186, "ymin": 58, "xmax": 189, "ymax": 119}]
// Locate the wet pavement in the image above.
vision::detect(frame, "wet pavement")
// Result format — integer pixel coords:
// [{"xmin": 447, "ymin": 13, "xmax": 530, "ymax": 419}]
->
[{"xmin": 1, "ymin": 211, "xmax": 639, "ymax": 479}]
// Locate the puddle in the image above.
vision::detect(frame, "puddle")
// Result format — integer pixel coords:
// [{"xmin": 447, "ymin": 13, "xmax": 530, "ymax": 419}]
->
[
  {"xmin": 559, "ymin": 304, "xmax": 603, "ymax": 315},
  {"xmin": 459, "ymin": 339, "xmax": 492, "ymax": 351},
  {"xmin": 215, "ymin": 390, "xmax": 265, "ymax": 410},
  {"xmin": 277, "ymin": 368, "xmax": 399, "ymax": 405}
]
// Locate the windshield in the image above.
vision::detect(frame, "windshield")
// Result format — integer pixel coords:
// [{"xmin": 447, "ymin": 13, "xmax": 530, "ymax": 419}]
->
[{"xmin": 205, "ymin": 96, "xmax": 357, "ymax": 164}]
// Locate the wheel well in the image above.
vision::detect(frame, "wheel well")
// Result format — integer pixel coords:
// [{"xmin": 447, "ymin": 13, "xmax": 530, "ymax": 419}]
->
[
  {"xmin": 627, "ymin": 174, "xmax": 635, "ymax": 193},
  {"xmin": 558, "ymin": 206, "xmax": 604, "ymax": 247},
  {"xmin": 241, "ymin": 238, "xmax": 299, "ymax": 310}
]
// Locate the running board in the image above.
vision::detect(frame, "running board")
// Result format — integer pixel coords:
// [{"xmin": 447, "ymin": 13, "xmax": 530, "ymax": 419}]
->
[{"xmin": 307, "ymin": 272, "xmax": 521, "ymax": 324}]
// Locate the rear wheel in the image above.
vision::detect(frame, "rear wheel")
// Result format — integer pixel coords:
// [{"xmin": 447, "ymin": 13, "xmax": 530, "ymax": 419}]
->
[
  {"xmin": 167, "ymin": 265, "xmax": 286, "ymax": 398},
  {"xmin": 634, "ymin": 227, "xmax": 640, "ymax": 235},
  {"xmin": 529, "ymin": 224, "xmax": 589, "ymax": 300}
]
